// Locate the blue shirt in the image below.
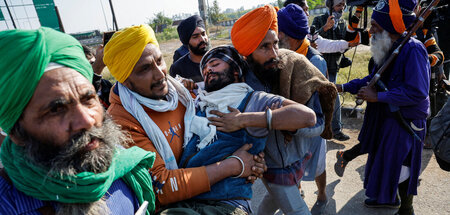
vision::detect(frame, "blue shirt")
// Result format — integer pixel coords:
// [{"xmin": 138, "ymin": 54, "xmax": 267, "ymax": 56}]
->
[{"xmin": 0, "ymin": 177, "xmax": 140, "ymax": 214}]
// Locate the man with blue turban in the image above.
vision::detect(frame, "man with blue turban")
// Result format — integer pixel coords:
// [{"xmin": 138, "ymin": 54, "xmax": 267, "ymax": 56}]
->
[
  {"xmin": 274, "ymin": 3, "xmax": 329, "ymax": 215},
  {"xmin": 336, "ymin": 0, "xmax": 430, "ymax": 214},
  {"xmin": 0, "ymin": 27, "xmax": 156, "ymax": 214}
]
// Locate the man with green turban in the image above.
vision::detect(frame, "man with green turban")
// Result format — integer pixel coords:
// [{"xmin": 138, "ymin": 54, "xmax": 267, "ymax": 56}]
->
[{"xmin": 0, "ymin": 27, "xmax": 156, "ymax": 215}]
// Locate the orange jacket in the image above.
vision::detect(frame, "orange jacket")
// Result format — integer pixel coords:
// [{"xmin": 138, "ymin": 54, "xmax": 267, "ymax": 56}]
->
[{"xmin": 107, "ymin": 86, "xmax": 210, "ymax": 206}]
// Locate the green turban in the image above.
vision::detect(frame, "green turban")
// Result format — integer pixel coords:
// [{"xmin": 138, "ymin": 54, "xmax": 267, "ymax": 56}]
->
[{"xmin": 0, "ymin": 27, "xmax": 93, "ymax": 134}]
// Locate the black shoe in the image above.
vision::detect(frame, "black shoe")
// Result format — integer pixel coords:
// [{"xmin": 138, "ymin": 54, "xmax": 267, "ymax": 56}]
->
[{"xmin": 333, "ymin": 132, "xmax": 350, "ymax": 141}]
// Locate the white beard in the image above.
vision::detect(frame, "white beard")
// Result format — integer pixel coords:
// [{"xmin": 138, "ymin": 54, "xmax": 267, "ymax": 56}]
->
[{"xmin": 370, "ymin": 30, "xmax": 393, "ymax": 66}]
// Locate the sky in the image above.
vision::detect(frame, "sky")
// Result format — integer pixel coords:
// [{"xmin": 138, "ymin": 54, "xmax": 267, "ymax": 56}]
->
[{"xmin": 0, "ymin": 0, "xmax": 277, "ymax": 33}]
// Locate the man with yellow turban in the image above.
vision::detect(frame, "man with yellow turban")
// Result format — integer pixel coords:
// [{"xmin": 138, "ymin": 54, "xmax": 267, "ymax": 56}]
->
[
  {"xmin": 231, "ymin": 5, "xmax": 337, "ymax": 215},
  {"xmin": 0, "ymin": 27, "xmax": 156, "ymax": 214},
  {"xmin": 104, "ymin": 25, "xmax": 266, "ymax": 213},
  {"xmin": 335, "ymin": 0, "xmax": 429, "ymax": 214}
]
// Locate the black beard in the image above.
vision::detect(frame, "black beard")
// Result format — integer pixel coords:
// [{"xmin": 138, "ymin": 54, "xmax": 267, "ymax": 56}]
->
[
  {"xmin": 189, "ymin": 41, "xmax": 209, "ymax": 56},
  {"xmin": 13, "ymin": 114, "xmax": 130, "ymax": 176},
  {"xmin": 247, "ymin": 55, "xmax": 281, "ymax": 90},
  {"xmin": 204, "ymin": 67, "xmax": 235, "ymax": 92}
]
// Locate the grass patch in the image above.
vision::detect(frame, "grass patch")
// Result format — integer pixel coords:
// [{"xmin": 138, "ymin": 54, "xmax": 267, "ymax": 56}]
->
[
  {"xmin": 336, "ymin": 46, "xmax": 371, "ymax": 107},
  {"xmin": 155, "ymin": 27, "xmax": 179, "ymax": 42}
]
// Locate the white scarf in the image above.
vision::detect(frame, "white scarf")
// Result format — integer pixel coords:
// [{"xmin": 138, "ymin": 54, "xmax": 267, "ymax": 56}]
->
[
  {"xmin": 118, "ymin": 76, "xmax": 212, "ymax": 169},
  {"xmin": 194, "ymin": 83, "xmax": 253, "ymax": 150}
]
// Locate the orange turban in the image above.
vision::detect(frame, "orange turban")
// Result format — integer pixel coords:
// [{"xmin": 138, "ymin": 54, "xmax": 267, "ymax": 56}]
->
[{"xmin": 231, "ymin": 5, "xmax": 278, "ymax": 57}]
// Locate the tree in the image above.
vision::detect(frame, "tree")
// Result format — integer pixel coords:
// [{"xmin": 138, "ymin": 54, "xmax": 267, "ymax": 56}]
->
[
  {"xmin": 307, "ymin": 0, "xmax": 323, "ymax": 9},
  {"xmin": 208, "ymin": 0, "xmax": 226, "ymax": 24},
  {"xmin": 148, "ymin": 12, "xmax": 173, "ymax": 33},
  {"xmin": 277, "ymin": 0, "xmax": 283, "ymax": 7}
]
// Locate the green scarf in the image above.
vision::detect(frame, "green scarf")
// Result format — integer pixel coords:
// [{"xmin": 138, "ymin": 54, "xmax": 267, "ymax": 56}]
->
[
  {"xmin": 0, "ymin": 137, "xmax": 156, "ymax": 214},
  {"xmin": 0, "ymin": 27, "xmax": 93, "ymax": 134}
]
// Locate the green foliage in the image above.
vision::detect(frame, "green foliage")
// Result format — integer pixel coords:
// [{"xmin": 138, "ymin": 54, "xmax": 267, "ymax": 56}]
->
[
  {"xmin": 155, "ymin": 26, "xmax": 179, "ymax": 42},
  {"xmin": 209, "ymin": 0, "xmax": 227, "ymax": 24},
  {"xmin": 277, "ymin": 0, "xmax": 284, "ymax": 7},
  {"xmin": 148, "ymin": 12, "xmax": 173, "ymax": 33},
  {"xmin": 307, "ymin": 0, "xmax": 324, "ymax": 9},
  {"xmin": 210, "ymin": 25, "xmax": 230, "ymax": 39},
  {"xmin": 222, "ymin": 9, "xmax": 251, "ymax": 20}
]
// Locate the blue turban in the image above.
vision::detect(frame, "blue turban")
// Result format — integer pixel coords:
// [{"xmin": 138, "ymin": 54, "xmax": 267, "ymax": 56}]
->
[
  {"xmin": 278, "ymin": 3, "xmax": 310, "ymax": 40},
  {"xmin": 372, "ymin": 0, "xmax": 417, "ymax": 34}
]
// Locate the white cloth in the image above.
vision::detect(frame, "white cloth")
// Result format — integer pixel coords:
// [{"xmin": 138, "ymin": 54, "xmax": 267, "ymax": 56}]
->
[
  {"xmin": 118, "ymin": 76, "xmax": 212, "ymax": 170},
  {"xmin": 315, "ymin": 139, "xmax": 327, "ymax": 177},
  {"xmin": 44, "ymin": 62, "xmax": 65, "ymax": 72},
  {"xmin": 308, "ymin": 34, "xmax": 349, "ymax": 53},
  {"xmin": 398, "ymin": 165, "xmax": 411, "ymax": 183},
  {"xmin": 194, "ymin": 83, "xmax": 253, "ymax": 150}
]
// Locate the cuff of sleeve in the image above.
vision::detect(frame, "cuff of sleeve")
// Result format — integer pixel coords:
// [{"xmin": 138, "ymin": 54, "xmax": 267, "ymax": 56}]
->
[
  {"xmin": 377, "ymin": 92, "xmax": 389, "ymax": 103},
  {"xmin": 342, "ymin": 83, "xmax": 350, "ymax": 92},
  {"xmin": 190, "ymin": 166, "xmax": 211, "ymax": 194}
]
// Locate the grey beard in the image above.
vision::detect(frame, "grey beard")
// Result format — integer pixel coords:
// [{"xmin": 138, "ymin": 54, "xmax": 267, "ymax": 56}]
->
[
  {"xmin": 10, "ymin": 114, "xmax": 132, "ymax": 214},
  {"xmin": 57, "ymin": 198, "xmax": 110, "ymax": 215},
  {"xmin": 15, "ymin": 114, "xmax": 131, "ymax": 177},
  {"xmin": 370, "ymin": 30, "xmax": 393, "ymax": 66}
]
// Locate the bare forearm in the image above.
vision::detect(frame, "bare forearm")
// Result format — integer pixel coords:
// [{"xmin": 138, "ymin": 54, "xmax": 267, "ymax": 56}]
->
[
  {"xmin": 205, "ymin": 158, "xmax": 240, "ymax": 185},
  {"xmin": 240, "ymin": 103, "xmax": 316, "ymax": 130}
]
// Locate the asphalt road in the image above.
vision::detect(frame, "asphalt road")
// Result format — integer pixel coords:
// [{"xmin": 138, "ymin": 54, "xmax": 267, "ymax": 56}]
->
[{"xmin": 251, "ymin": 117, "xmax": 450, "ymax": 215}]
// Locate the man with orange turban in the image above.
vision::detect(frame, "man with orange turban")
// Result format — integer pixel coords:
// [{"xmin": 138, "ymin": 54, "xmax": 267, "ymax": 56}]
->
[
  {"xmin": 335, "ymin": 0, "xmax": 430, "ymax": 214},
  {"xmin": 231, "ymin": 5, "xmax": 337, "ymax": 215},
  {"xmin": 104, "ymin": 25, "xmax": 267, "ymax": 214}
]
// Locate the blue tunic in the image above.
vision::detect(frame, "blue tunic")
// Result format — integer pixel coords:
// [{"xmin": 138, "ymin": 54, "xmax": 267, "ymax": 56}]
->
[
  {"xmin": 343, "ymin": 37, "xmax": 430, "ymax": 204},
  {"xmin": 180, "ymin": 92, "xmax": 266, "ymax": 200},
  {"xmin": 0, "ymin": 178, "xmax": 140, "ymax": 214}
]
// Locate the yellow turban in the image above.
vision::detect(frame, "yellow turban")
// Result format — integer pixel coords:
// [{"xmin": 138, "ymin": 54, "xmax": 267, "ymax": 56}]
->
[
  {"xmin": 103, "ymin": 25, "xmax": 158, "ymax": 83},
  {"xmin": 231, "ymin": 5, "xmax": 278, "ymax": 57}
]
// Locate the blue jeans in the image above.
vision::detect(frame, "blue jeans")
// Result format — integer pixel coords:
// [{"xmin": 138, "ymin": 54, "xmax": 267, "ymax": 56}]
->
[{"xmin": 328, "ymin": 70, "xmax": 342, "ymax": 133}]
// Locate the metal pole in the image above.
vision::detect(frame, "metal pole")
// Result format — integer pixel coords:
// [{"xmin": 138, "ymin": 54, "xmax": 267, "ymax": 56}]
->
[
  {"xmin": 99, "ymin": 0, "xmax": 110, "ymax": 30},
  {"xmin": 197, "ymin": 0, "xmax": 209, "ymax": 36},
  {"xmin": 54, "ymin": 6, "xmax": 65, "ymax": 32},
  {"xmin": 3, "ymin": 0, "xmax": 16, "ymax": 29},
  {"xmin": 108, "ymin": 0, "xmax": 118, "ymax": 31}
]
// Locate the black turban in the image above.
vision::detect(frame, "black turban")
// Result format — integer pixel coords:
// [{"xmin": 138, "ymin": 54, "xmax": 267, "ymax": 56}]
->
[{"xmin": 177, "ymin": 15, "xmax": 205, "ymax": 45}]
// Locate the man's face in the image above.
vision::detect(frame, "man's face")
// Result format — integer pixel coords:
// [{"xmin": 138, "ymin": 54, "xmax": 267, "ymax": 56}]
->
[
  {"xmin": 249, "ymin": 30, "xmax": 279, "ymax": 71},
  {"xmin": 333, "ymin": 1, "xmax": 346, "ymax": 13},
  {"xmin": 18, "ymin": 68, "xmax": 104, "ymax": 147},
  {"xmin": 369, "ymin": 19, "xmax": 384, "ymax": 35},
  {"xmin": 189, "ymin": 27, "xmax": 210, "ymax": 56},
  {"xmin": 85, "ymin": 53, "xmax": 96, "ymax": 66},
  {"xmin": 202, "ymin": 58, "xmax": 236, "ymax": 92},
  {"xmin": 369, "ymin": 19, "xmax": 394, "ymax": 65},
  {"xmin": 278, "ymin": 31, "xmax": 291, "ymax": 50},
  {"xmin": 124, "ymin": 43, "xmax": 168, "ymax": 100},
  {"xmin": 10, "ymin": 68, "xmax": 124, "ymax": 174}
]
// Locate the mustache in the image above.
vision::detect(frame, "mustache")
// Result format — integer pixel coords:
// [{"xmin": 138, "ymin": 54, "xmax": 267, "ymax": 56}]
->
[
  {"xmin": 151, "ymin": 77, "xmax": 166, "ymax": 89},
  {"xmin": 263, "ymin": 58, "xmax": 279, "ymax": 67},
  {"xmin": 206, "ymin": 71, "xmax": 221, "ymax": 79},
  {"xmin": 197, "ymin": 41, "xmax": 207, "ymax": 49},
  {"xmin": 53, "ymin": 125, "xmax": 105, "ymax": 162}
]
